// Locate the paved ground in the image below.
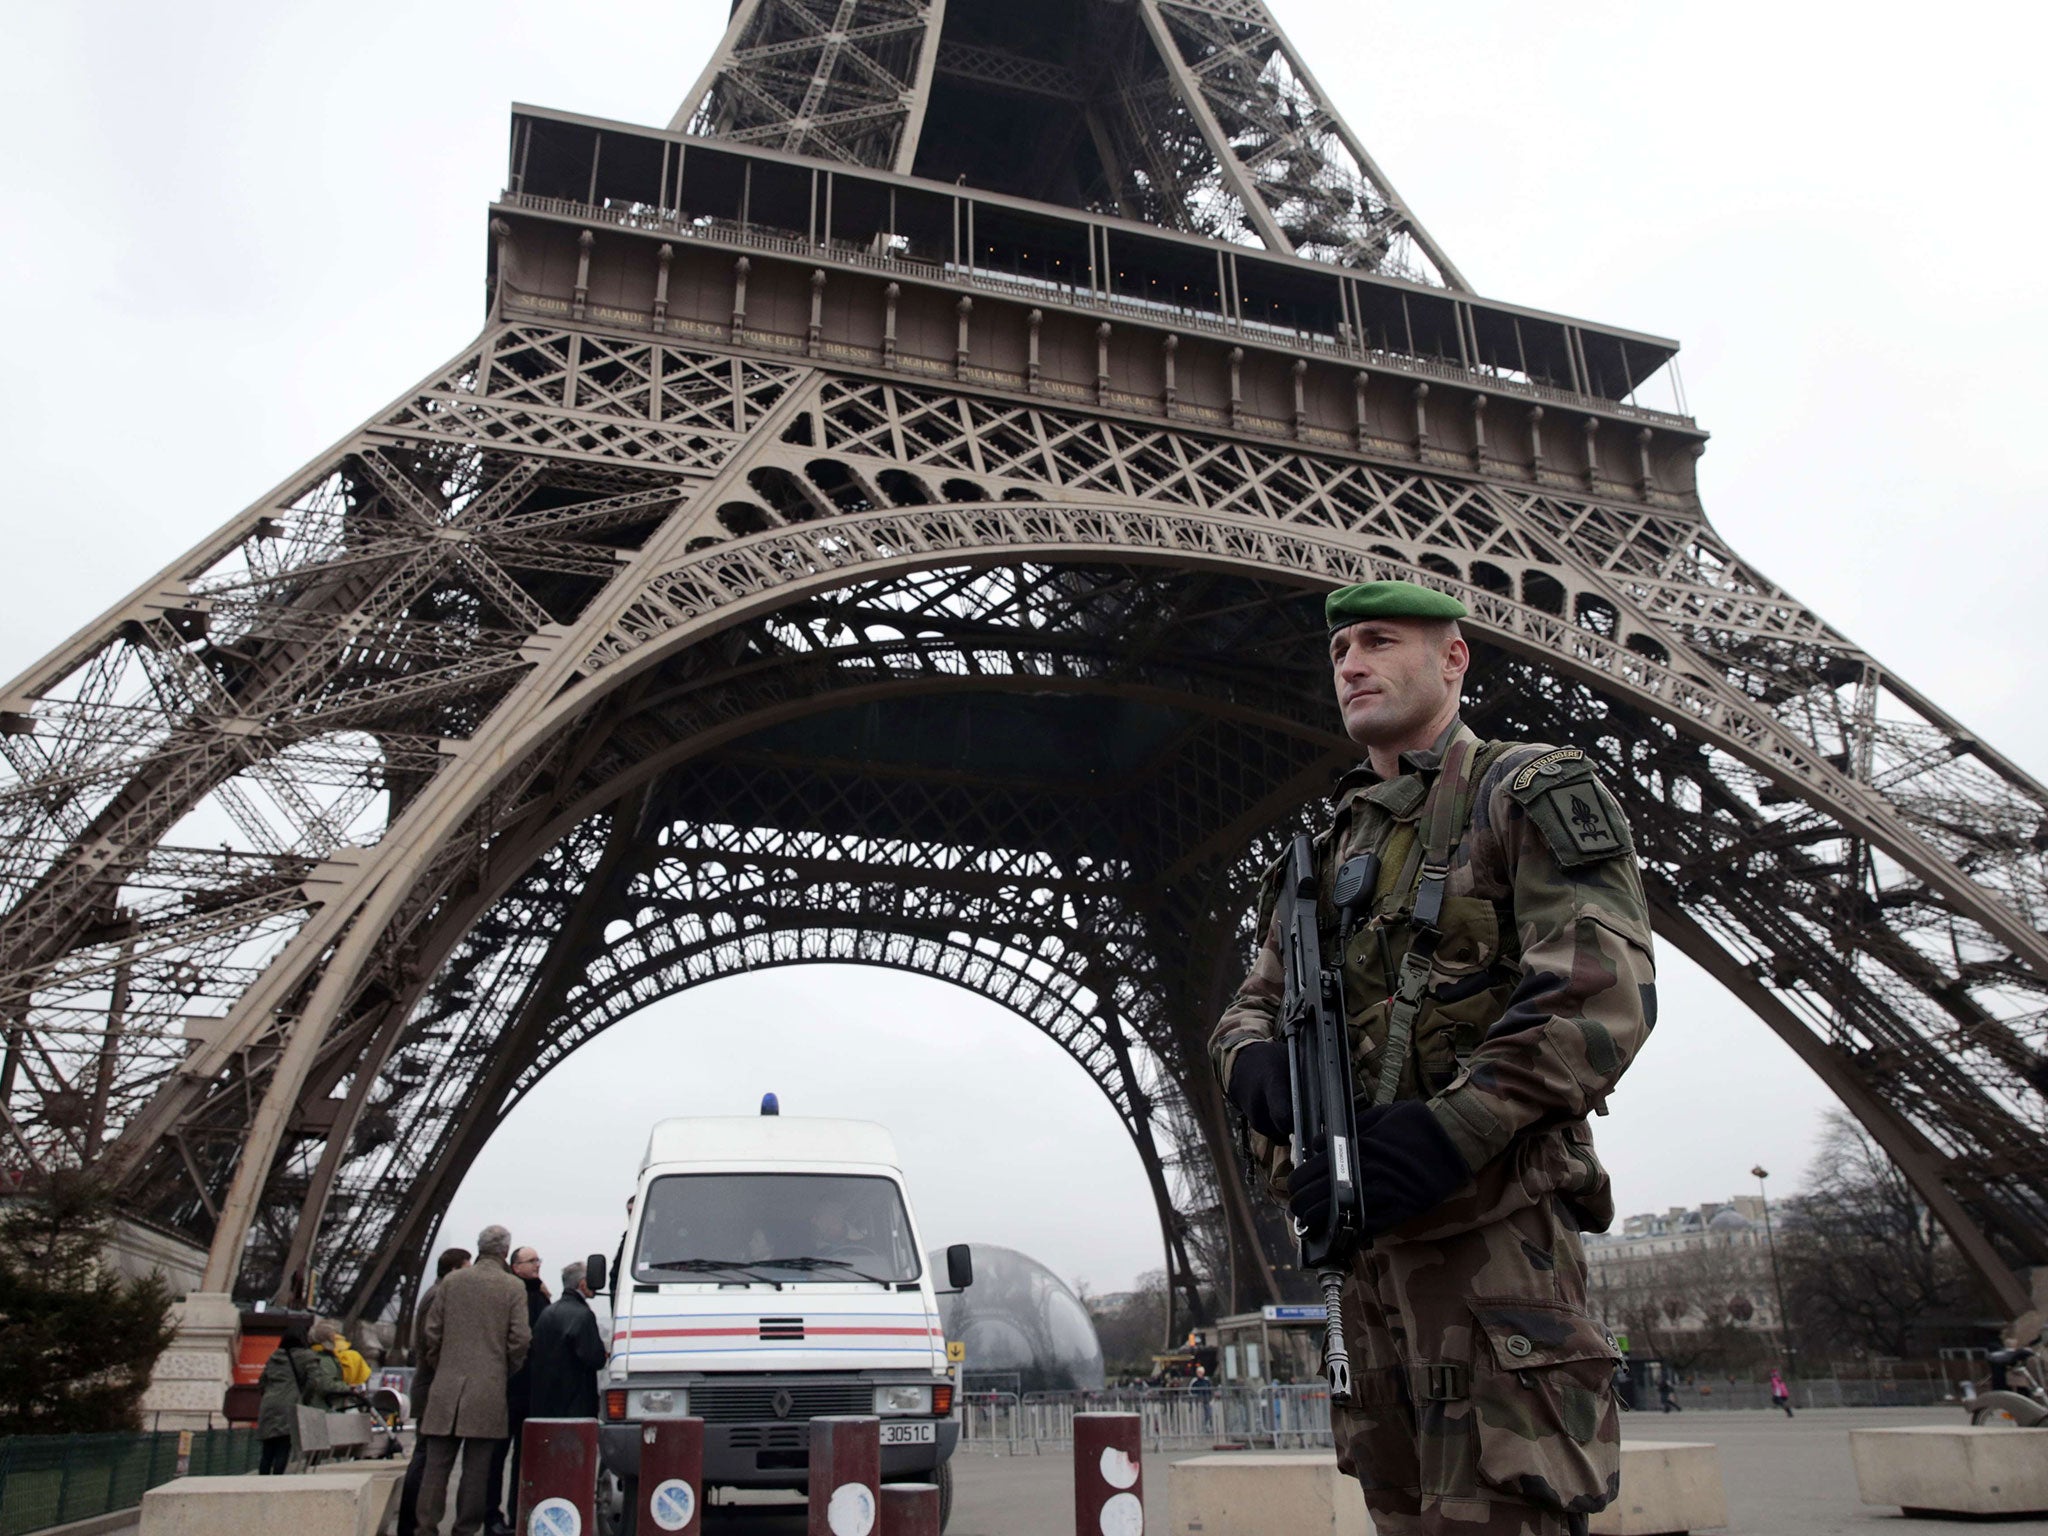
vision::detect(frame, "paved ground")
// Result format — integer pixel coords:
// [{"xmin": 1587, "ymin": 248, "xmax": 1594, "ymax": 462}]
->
[
  {"xmin": 90, "ymin": 1408, "xmax": 2048, "ymax": 1534},
  {"xmin": 680, "ymin": 1407, "xmax": 2048, "ymax": 1535},
  {"xmin": 1616, "ymin": 1406, "xmax": 2048, "ymax": 1535}
]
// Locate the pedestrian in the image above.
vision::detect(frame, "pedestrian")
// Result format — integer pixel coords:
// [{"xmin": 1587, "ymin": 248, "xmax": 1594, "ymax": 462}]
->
[
  {"xmin": 1212, "ymin": 581, "xmax": 1655, "ymax": 1536},
  {"xmin": 1189, "ymin": 1363, "xmax": 1215, "ymax": 1432},
  {"xmin": 484, "ymin": 1246, "xmax": 552, "ymax": 1536},
  {"xmin": 530, "ymin": 1261, "xmax": 609, "ymax": 1419},
  {"xmin": 1769, "ymin": 1368, "xmax": 1794, "ymax": 1418},
  {"xmin": 397, "ymin": 1246, "xmax": 471, "ymax": 1536},
  {"xmin": 255, "ymin": 1324, "xmax": 337, "ymax": 1474},
  {"xmin": 415, "ymin": 1225, "xmax": 532, "ymax": 1536},
  {"xmin": 310, "ymin": 1319, "xmax": 368, "ymax": 1396},
  {"xmin": 1658, "ymin": 1373, "xmax": 1680, "ymax": 1413}
]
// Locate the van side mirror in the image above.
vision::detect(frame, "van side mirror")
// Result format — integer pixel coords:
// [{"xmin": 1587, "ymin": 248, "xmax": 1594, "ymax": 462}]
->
[
  {"xmin": 585, "ymin": 1253, "xmax": 607, "ymax": 1293},
  {"xmin": 946, "ymin": 1244, "xmax": 973, "ymax": 1290}
]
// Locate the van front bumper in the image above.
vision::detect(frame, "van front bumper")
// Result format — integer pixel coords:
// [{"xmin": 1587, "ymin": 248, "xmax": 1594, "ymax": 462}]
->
[{"xmin": 599, "ymin": 1418, "xmax": 958, "ymax": 1489}]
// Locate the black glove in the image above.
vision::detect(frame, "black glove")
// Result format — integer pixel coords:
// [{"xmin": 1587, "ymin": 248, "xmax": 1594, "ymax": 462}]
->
[
  {"xmin": 1286, "ymin": 1103, "xmax": 1472, "ymax": 1241},
  {"xmin": 1352, "ymin": 1101, "xmax": 1472, "ymax": 1236},
  {"xmin": 1287, "ymin": 1142, "xmax": 1332, "ymax": 1234},
  {"xmin": 1226, "ymin": 1041, "xmax": 1293, "ymax": 1141}
]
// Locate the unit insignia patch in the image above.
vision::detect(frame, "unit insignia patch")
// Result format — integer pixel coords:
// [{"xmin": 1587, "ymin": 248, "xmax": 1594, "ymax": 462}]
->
[
  {"xmin": 1511, "ymin": 747, "xmax": 1586, "ymax": 792},
  {"xmin": 1543, "ymin": 784, "xmax": 1625, "ymax": 860}
]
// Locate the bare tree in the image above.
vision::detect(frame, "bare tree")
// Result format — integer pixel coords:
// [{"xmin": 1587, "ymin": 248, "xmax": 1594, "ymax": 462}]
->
[
  {"xmin": 1780, "ymin": 1113, "xmax": 1999, "ymax": 1360},
  {"xmin": 1086, "ymin": 1270, "xmax": 1171, "ymax": 1380}
]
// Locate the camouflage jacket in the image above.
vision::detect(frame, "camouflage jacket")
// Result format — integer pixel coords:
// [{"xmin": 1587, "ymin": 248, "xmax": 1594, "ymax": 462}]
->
[{"xmin": 1210, "ymin": 718, "xmax": 1657, "ymax": 1235}]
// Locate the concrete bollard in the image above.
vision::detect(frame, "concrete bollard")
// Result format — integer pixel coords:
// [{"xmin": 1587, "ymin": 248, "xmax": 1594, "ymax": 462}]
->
[
  {"xmin": 518, "ymin": 1418, "xmax": 599, "ymax": 1536},
  {"xmin": 809, "ymin": 1416, "xmax": 881, "ymax": 1536},
  {"xmin": 1075, "ymin": 1412, "xmax": 1144, "ymax": 1536},
  {"xmin": 138, "ymin": 1468, "xmax": 406, "ymax": 1536},
  {"xmin": 637, "ymin": 1417, "xmax": 705, "ymax": 1535},
  {"xmin": 1591, "ymin": 1442, "xmax": 1728, "ymax": 1535},
  {"xmin": 880, "ymin": 1482, "xmax": 941, "ymax": 1536},
  {"xmin": 1165, "ymin": 1453, "xmax": 1367, "ymax": 1535},
  {"xmin": 1851, "ymin": 1426, "xmax": 2048, "ymax": 1517}
]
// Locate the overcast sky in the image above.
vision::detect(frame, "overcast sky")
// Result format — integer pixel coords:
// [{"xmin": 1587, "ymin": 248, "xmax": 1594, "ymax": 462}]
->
[{"xmin": 2, "ymin": 2, "xmax": 2042, "ymax": 1299}]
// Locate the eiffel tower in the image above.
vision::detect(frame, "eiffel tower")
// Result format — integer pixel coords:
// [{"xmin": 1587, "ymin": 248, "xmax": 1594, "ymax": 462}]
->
[{"xmin": 3, "ymin": 0, "xmax": 2043, "ymax": 1336}]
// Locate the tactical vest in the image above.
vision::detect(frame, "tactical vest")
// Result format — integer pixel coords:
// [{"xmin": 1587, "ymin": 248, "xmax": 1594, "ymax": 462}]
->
[{"xmin": 1321, "ymin": 735, "xmax": 1518, "ymax": 1105}]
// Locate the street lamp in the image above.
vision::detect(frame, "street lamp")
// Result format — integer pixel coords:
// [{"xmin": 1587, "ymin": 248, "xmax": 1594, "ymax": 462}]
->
[{"xmin": 1752, "ymin": 1165, "xmax": 1796, "ymax": 1379}]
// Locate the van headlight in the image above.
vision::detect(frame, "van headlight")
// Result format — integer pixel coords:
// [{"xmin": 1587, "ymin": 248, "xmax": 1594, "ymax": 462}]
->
[
  {"xmin": 875, "ymin": 1384, "xmax": 931, "ymax": 1414},
  {"xmin": 628, "ymin": 1388, "xmax": 686, "ymax": 1417}
]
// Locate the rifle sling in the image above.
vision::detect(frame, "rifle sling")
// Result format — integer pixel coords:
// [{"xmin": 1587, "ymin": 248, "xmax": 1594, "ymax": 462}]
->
[{"xmin": 1370, "ymin": 737, "xmax": 1475, "ymax": 1108}]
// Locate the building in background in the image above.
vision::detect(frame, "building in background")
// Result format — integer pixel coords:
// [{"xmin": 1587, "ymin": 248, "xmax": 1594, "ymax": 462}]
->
[{"xmin": 1586, "ymin": 1199, "xmax": 1781, "ymax": 1359}]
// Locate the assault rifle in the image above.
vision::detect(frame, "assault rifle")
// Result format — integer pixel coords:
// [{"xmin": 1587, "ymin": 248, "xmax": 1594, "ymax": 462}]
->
[{"xmin": 1276, "ymin": 833, "xmax": 1376, "ymax": 1404}]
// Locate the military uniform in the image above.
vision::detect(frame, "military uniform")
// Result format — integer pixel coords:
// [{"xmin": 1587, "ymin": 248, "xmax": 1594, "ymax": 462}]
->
[{"xmin": 1212, "ymin": 596, "xmax": 1656, "ymax": 1536}]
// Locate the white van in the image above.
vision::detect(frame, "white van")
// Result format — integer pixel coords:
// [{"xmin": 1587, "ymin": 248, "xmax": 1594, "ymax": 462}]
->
[{"xmin": 593, "ymin": 1108, "xmax": 969, "ymax": 1530}]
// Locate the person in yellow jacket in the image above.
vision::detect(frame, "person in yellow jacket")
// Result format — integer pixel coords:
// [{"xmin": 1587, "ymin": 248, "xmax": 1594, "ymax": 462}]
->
[{"xmin": 311, "ymin": 1318, "xmax": 371, "ymax": 1388}]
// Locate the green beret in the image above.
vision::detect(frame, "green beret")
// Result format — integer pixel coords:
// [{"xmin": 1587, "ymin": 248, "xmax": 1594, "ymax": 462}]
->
[{"xmin": 1325, "ymin": 580, "xmax": 1468, "ymax": 631}]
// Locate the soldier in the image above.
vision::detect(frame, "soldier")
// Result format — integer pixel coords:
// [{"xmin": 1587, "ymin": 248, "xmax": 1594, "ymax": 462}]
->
[{"xmin": 1211, "ymin": 580, "xmax": 1656, "ymax": 1536}]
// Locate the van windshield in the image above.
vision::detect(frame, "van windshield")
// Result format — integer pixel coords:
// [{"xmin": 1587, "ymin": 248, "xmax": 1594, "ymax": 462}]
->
[{"xmin": 633, "ymin": 1173, "xmax": 921, "ymax": 1285}]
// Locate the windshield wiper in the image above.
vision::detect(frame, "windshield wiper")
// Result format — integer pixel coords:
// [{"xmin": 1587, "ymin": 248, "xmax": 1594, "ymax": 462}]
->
[
  {"xmin": 643, "ymin": 1258, "xmax": 782, "ymax": 1286},
  {"xmin": 756, "ymin": 1255, "xmax": 896, "ymax": 1285}
]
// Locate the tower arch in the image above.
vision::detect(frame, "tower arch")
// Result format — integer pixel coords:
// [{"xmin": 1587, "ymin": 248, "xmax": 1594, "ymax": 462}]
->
[{"xmin": 4, "ymin": 0, "xmax": 2044, "ymax": 1331}]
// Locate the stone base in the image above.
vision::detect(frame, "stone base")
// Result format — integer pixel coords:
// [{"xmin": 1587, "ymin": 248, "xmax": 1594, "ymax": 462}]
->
[
  {"xmin": 138, "ymin": 1467, "xmax": 405, "ymax": 1536},
  {"xmin": 137, "ymin": 1292, "xmax": 240, "ymax": 1431},
  {"xmin": 1164, "ymin": 1452, "xmax": 1372, "ymax": 1535},
  {"xmin": 1851, "ymin": 1425, "xmax": 2048, "ymax": 1517},
  {"xmin": 1591, "ymin": 1442, "xmax": 1727, "ymax": 1534}
]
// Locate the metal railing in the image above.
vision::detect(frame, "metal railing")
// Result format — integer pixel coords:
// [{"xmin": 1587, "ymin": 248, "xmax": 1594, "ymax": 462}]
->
[
  {"xmin": 1640, "ymin": 1370, "xmax": 1953, "ymax": 1414},
  {"xmin": 958, "ymin": 1371, "xmax": 1958, "ymax": 1453},
  {"xmin": 494, "ymin": 191, "xmax": 1698, "ymax": 431},
  {"xmin": 0, "ymin": 1428, "xmax": 259, "ymax": 1536},
  {"xmin": 956, "ymin": 1386, "xmax": 1336, "ymax": 1455}
]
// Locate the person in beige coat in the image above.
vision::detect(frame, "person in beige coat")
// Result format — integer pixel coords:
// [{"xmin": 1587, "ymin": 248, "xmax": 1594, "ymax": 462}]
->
[{"xmin": 416, "ymin": 1225, "xmax": 532, "ymax": 1536}]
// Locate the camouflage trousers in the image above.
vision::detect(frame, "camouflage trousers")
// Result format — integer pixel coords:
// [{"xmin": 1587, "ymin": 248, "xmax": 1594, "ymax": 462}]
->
[{"xmin": 1330, "ymin": 1194, "xmax": 1620, "ymax": 1536}]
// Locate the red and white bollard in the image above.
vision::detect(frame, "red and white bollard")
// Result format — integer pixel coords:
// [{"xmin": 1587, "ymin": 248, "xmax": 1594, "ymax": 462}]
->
[
  {"xmin": 879, "ymin": 1481, "xmax": 941, "ymax": 1536},
  {"xmin": 637, "ymin": 1417, "xmax": 705, "ymax": 1535},
  {"xmin": 518, "ymin": 1418, "xmax": 599, "ymax": 1536},
  {"xmin": 1074, "ymin": 1412, "xmax": 1143, "ymax": 1536},
  {"xmin": 808, "ymin": 1415, "xmax": 881, "ymax": 1536}
]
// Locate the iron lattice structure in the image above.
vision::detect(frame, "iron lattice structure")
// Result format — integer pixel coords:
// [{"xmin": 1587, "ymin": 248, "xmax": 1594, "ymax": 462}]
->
[
  {"xmin": 3, "ymin": 0, "xmax": 2045, "ymax": 1327},
  {"xmin": 674, "ymin": 0, "xmax": 1463, "ymax": 283}
]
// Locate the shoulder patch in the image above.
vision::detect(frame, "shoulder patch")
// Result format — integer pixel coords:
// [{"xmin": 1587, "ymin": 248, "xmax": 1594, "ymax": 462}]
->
[
  {"xmin": 1510, "ymin": 746, "xmax": 1586, "ymax": 792},
  {"xmin": 1507, "ymin": 756, "xmax": 1633, "ymax": 867}
]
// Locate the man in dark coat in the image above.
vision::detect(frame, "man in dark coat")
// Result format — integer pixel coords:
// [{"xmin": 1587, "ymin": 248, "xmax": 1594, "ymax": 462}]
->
[
  {"xmin": 529, "ymin": 1261, "xmax": 609, "ymax": 1419},
  {"xmin": 396, "ymin": 1247, "xmax": 470, "ymax": 1536},
  {"xmin": 417, "ymin": 1225, "xmax": 531, "ymax": 1536}
]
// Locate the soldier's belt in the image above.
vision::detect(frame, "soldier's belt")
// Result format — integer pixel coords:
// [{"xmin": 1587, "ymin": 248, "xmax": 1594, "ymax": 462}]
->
[{"xmin": 1409, "ymin": 1361, "xmax": 1471, "ymax": 1402}]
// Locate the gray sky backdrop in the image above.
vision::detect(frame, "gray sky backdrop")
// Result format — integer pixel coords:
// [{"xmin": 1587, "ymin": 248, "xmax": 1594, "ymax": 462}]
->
[{"xmin": 2, "ymin": 2, "xmax": 2042, "ymax": 1298}]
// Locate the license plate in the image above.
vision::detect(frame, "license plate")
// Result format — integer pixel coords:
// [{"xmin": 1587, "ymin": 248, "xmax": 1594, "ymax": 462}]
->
[{"xmin": 879, "ymin": 1421, "xmax": 936, "ymax": 1445}]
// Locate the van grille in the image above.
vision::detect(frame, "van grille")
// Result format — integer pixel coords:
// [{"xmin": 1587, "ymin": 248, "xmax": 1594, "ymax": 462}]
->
[
  {"xmin": 692, "ymin": 1381, "xmax": 873, "ymax": 1422},
  {"xmin": 727, "ymin": 1424, "xmax": 807, "ymax": 1450}
]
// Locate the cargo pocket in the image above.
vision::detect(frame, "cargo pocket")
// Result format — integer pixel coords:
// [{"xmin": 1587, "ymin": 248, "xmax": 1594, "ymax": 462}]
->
[{"xmin": 1466, "ymin": 1298, "xmax": 1621, "ymax": 1515}]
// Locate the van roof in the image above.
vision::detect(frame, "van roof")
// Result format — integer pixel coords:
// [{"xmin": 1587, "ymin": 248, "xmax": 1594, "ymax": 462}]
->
[{"xmin": 640, "ymin": 1116, "xmax": 902, "ymax": 1172}]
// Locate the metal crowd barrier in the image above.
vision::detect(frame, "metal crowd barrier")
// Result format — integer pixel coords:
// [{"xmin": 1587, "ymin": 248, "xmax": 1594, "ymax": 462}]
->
[
  {"xmin": 1643, "ymin": 1375, "xmax": 1950, "ymax": 1414},
  {"xmin": 955, "ymin": 1386, "xmax": 1337, "ymax": 1455},
  {"xmin": 962, "ymin": 1372, "xmax": 1953, "ymax": 1453}
]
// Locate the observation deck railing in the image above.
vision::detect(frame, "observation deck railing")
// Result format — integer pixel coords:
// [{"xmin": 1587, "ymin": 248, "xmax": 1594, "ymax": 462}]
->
[{"xmin": 496, "ymin": 192, "xmax": 1696, "ymax": 432}]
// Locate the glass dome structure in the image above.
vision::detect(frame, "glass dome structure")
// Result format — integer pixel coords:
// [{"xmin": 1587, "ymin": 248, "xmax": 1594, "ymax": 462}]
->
[{"xmin": 930, "ymin": 1243, "xmax": 1105, "ymax": 1391}]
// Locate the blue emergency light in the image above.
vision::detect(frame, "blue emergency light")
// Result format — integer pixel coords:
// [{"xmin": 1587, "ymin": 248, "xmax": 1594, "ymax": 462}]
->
[{"xmin": 760, "ymin": 1092, "xmax": 780, "ymax": 1116}]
